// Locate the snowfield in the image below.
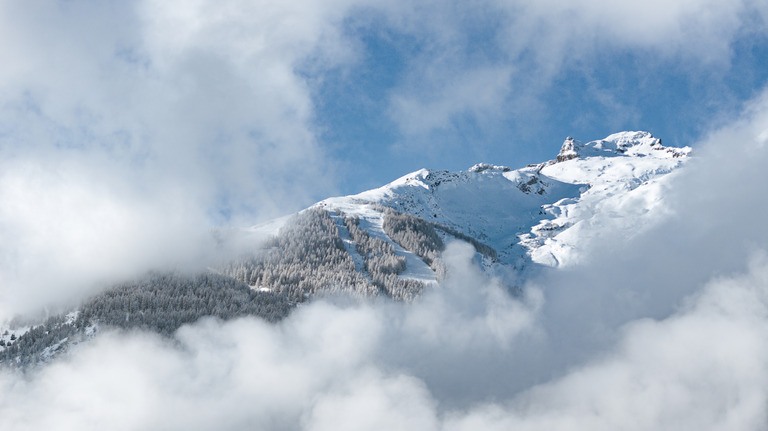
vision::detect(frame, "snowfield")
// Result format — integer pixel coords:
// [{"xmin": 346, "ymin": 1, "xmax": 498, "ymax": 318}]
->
[{"xmin": 298, "ymin": 131, "xmax": 691, "ymax": 278}]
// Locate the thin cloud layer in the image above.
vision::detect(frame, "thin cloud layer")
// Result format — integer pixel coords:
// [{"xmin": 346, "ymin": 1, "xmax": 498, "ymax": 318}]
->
[{"xmin": 381, "ymin": 0, "xmax": 768, "ymax": 143}]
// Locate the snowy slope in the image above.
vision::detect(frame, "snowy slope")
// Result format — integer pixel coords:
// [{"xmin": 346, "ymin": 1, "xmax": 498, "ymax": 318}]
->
[
  {"xmin": 318, "ymin": 200, "xmax": 438, "ymax": 285},
  {"xmin": 527, "ymin": 131, "xmax": 690, "ymax": 266},
  {"xmin": 308, "ymin": 131, "xmax": 690, "ymax": 277},
  {"xmin": 320, "ymin": 165, "xmax": 582, "ymax": 267}
]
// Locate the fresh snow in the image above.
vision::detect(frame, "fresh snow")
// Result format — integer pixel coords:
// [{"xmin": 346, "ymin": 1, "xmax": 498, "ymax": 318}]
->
[
  {"xmin": 527, "ymin": 131, "xmax": 690, "ymax": 266},
  {"xmin": 318, "ymin": 199, "xmax": 438, "ymax": 285},
  {"xmin": 253, "ymin": 131, "xmax": 690, "ymax": 283},
  {"xmin": 321, "ymin": 159, "xmax": 583, "ymax": 269},
  {"xmin": 246, "ymin": 214, "xmax": 293, "ymax": 237},
  {"xmin": 328, "ymin": 210, "xmax": 372, "ymax": 282}
]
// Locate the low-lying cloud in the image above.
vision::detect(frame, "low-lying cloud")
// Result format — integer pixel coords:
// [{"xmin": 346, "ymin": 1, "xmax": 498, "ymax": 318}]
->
[
  {"xmin": 0, "ymin": 0, "xmax": 349, "ymax": 317},
  {"xmin": 3, "ymin": 244, "xmax": 768, "ymax": 430}
]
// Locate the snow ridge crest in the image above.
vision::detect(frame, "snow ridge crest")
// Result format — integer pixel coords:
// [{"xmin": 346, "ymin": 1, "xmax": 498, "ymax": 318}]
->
[{"xmin": 555, "ymin": 131, "xmax": 690, "ymax": 163}]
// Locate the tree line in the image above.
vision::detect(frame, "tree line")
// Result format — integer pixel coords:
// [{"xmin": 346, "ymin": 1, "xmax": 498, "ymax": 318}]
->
[{"xmin": 2, "ymin": 206, "xmax": 499, "ymax": 368}]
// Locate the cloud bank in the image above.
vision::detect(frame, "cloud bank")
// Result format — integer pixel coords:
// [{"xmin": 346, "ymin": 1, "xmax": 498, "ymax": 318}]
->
[{"xmin": 0, "ymin": 0, "xmax": 357, "ymax": 316}]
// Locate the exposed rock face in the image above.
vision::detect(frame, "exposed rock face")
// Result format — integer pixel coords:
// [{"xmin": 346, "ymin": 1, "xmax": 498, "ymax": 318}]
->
[
  {"xmin": 556, "ymin": 136, "xmax": 579, "ymax": 162},
  {"xmin": 554, "ymin": 131, "xmax": 692, "ymax": 163}
]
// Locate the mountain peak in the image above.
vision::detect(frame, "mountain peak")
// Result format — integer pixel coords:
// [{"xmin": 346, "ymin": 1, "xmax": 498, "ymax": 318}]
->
[
  {"xmin": 468, "ymin": 163, "xmax": 512, "ymax": 173},
  {"xmin": 317, "ymin": 130, "xmax": 693, "ymax": 272},
  {"xmin": 554, "ymin": 131, "xmax": 690, "ymax": 163}
]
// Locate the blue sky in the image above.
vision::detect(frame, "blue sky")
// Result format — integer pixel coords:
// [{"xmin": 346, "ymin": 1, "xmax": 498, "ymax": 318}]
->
[
  {"xmin": 1, "ymin": 0, "xmax": 768, "ymax": 315},
  {"xmin": 1, "ymin": 1, "xmax": 767, "ymax": 216},
  {"xmin": 315, "ymin": 7, "xmax": 768, "ymax": 193}
]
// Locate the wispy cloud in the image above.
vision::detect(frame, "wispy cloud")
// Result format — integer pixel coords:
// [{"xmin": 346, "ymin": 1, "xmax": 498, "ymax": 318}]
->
[
  {"xmin": 380, "ymin": 0, "xmax": 767, "ymax": 146},
  {"xmin": 0, "ymin": 1, "xmax": 366, "ymax": 315}
]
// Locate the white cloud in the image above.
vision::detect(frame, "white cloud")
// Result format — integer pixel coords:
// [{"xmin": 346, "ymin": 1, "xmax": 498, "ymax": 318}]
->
[
  {"xmin": 2, "ymin": 244, "xmax": 768, "ymax": 430},
  {"xmin": 0, "ymin": 0, "xmax": 374, "ymax": 317},
  {"xmin": 445, "ymin": 254, "xmax": 768, "ymax": 431},
  {"xmin": 0, "ymin": 156, "xmax": 218, "ymax": 317},
  {"xmin": 382, "ymin": 0, "xmax": 768, "ymax": 141},
  {"xmin": 0, "ymin": 241, "xmax": 542, "ymax": 430},
  {"xmin": 389, "ymin": 65, "xmax": 512, "ymax": 136}
]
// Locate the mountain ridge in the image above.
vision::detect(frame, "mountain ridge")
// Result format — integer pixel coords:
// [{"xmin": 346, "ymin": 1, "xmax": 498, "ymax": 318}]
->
[
  {"xmin": 315, "ymin": 130, "xmax": 690, "ymax": 271},
  {"xmin": 0, "ymin": 131, "xmax": 692, "ymax": 367}
]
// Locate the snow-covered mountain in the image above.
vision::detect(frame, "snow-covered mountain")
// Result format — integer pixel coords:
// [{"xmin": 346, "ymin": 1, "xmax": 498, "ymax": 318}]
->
[
  {"xmin": 300, "ymin": 131, "xmax": 690, "ymax": 278},
  {"xmin": 1, "ymin": 131, "xmax": 691, "ymax": 367}
]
